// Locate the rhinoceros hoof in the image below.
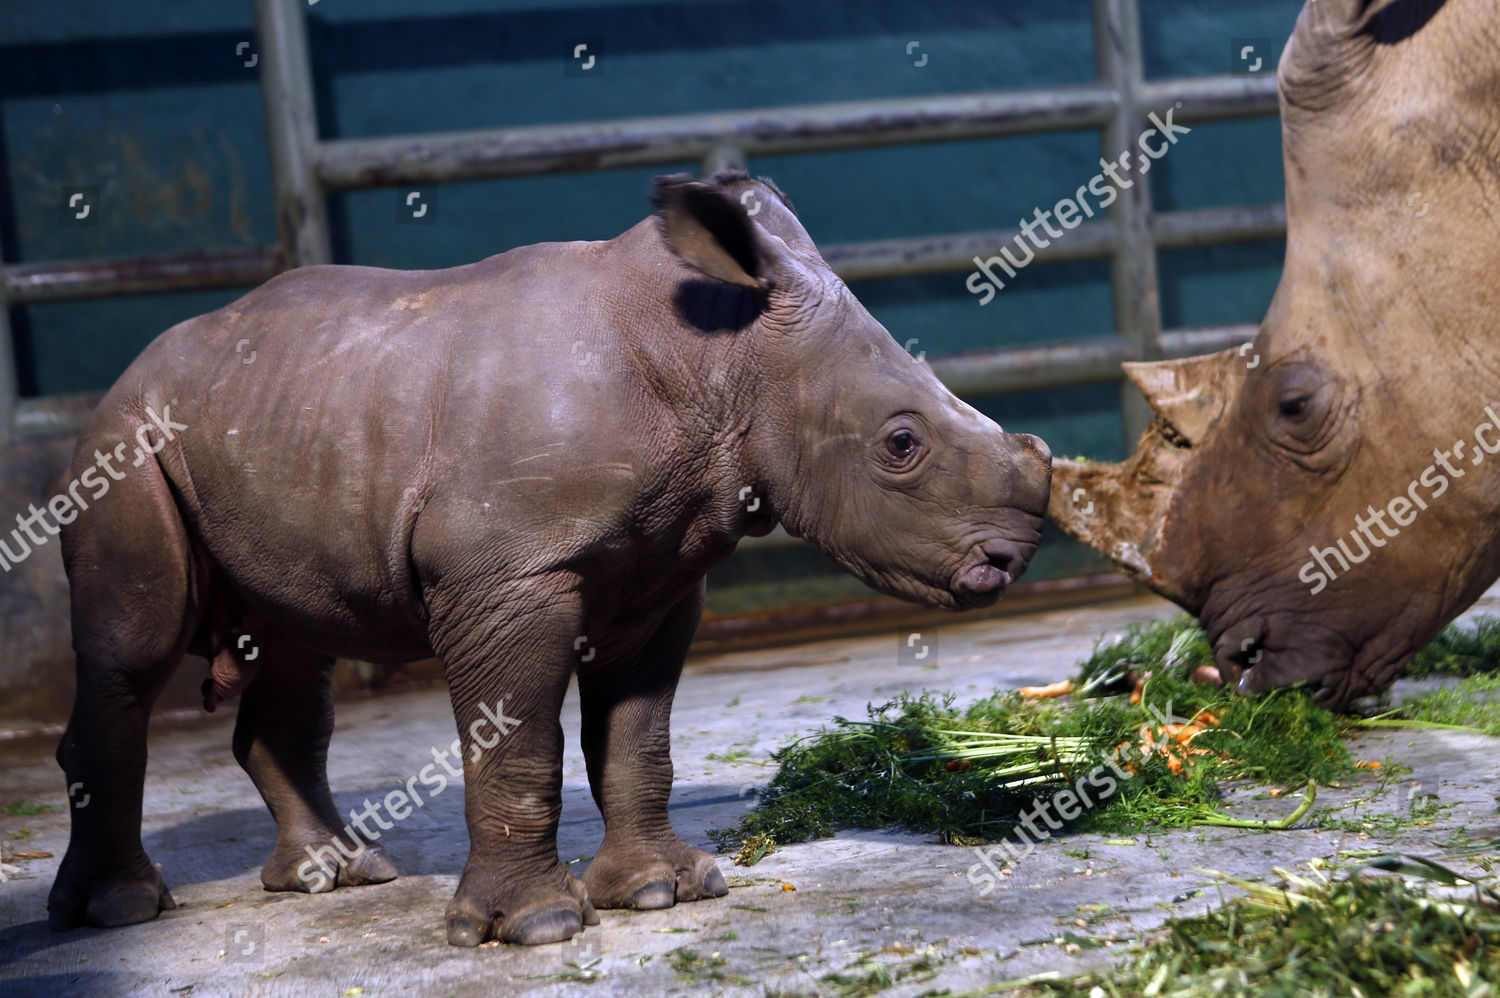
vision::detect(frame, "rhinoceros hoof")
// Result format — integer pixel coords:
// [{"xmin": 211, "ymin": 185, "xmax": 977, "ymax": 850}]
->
[
  {"xmin": 49, "ymin": 865, "xmax": 177, "ymax": 931},
  {"xmin": 445, "ymin": 869, "xmax": 599, "ymax": 946},
  {"xmin": 260, "ymin": 839, "xmax": 398, "ymax": 893},
  {"xmin": 583, "ymin": 839, "xmax": 728, "ymax": 909}
]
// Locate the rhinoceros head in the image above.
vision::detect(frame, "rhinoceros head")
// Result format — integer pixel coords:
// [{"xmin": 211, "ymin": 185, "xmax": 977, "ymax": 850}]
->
[
  {"xmin": 1051, "ymin": 0, "xmax": 1500, "ymax": 706},
  {"xmin": 652, "ymin": 172, "xmax": 1051, "ymax": 611}
]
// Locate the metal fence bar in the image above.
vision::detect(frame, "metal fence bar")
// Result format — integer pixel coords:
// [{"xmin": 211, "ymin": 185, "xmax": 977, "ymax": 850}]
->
[
  {"xmin": 14, "ymin": 393, "xmax": 98, "ymax": 439},
  {"xmin": 314, "ymin": 74, "xmax": 1276, "ymax": 192},
  {"xmin": 931, "ymin": 322, "xmax": 1256, "ymax": 398},
  {"xmin": 4, "ymin": 247, "xmax": 284, "ymax": 306},
  {"xmin": 316, "ymin": 85, "xmax": 1121, "ymax": 190},
  {"xmin": 0, "ymin": 202, "xmax": 1285, "ymax": 310},
  {"xmin": 819, "ymin": 201, "xmax": 1285, "ymax": 282},
  {"xmin": 254, "ymin": 0, "xmax": 331, "ymax": 267},
  {"xmin": 1142, "ymin": 74, "xmax": 1278, "ymax": 122}
]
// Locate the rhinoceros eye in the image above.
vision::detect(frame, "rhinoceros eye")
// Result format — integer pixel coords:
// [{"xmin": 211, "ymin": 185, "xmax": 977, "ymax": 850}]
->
[
  {"xmin": 886, "ymin": 429, "xmax": 918, "ymax": 459},
  {"xmin": 1263, "ymin": 360, "xmax": 1349, "ymax": 466},
  {"xmin": 876, "ymin": 417, "xmax": 928, "ymax": 472},
  {"xmin": 1278, "ymin": 395, "xmax": 1310, "ymax": 419}
]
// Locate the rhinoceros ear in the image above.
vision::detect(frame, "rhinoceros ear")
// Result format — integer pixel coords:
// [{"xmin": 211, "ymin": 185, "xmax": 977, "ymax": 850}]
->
[{"xmin": 651, "ymin": 174, "xmax": 787, "ymax": 291}]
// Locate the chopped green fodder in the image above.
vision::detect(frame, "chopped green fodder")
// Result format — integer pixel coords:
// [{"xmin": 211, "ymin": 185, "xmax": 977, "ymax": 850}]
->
[
  {"xmin": 1000, "ymin": 857, "xmax": 1500, "ymax": 998},
  {"xmin": 1406, "ymin": 614, "xmax": 1500, "ymax": 677},
  {"xmin": 1392, "ymin": 673, "xmax": 1500, "ymax": 735},
  {"xmin": 713, "ymin": 614, "xmax": 1500, "ymax": 860},
  {"xmin": 710, "ymin": 618, "xmax": 1354, "ymax": 857},
  {"xmin": 1073, "ymin": 614, "xmax": 1216, "ymax": 693}
]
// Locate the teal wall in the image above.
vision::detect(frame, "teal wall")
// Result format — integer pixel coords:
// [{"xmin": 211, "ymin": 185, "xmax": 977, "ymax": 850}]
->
[
  {"xmin": 1, "ymin": 1, "xmax": 1310, "ymax": 608},
  {"xmin": 2, "ymin": 0, "xmax": 1301, "ymax": 467}
]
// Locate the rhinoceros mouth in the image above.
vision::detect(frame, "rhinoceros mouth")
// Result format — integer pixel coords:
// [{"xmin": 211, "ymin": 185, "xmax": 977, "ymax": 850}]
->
[
  {"xmin": 948, "ymin": 537, "xmax": 1036, "ymax": 608},
  {"xmin": 1207, "ymin": 611, "xmax": 1377, "ymax": 709}
]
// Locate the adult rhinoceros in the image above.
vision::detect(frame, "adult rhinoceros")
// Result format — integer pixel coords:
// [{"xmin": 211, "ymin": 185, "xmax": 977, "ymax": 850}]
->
[{"xmin": 1050, "ymin": 0, "xmax": 1500, "ymax": 708}]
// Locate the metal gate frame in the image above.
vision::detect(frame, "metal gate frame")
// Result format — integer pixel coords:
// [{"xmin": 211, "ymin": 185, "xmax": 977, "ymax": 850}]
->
[{"xmin": 0, "ymin": 0, "xmax": 1282, "ymax": 448}]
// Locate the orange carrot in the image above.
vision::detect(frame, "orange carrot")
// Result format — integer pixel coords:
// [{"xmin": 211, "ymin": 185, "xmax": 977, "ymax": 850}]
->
[{"xmin": 1018, "ymin": 679, "xmax": 1073, "ymax": 699}]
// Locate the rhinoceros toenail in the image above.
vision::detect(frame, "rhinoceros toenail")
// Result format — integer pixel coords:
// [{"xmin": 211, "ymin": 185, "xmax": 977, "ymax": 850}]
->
[{"xmin": 630, "ymin": 881, "xmax": 675, "ymax": 910}]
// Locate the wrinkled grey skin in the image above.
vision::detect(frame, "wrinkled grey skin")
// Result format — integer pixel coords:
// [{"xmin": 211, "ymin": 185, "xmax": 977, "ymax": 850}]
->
[
  {"xmin": 1051, "ymin": 0, "xmax": 1500, "ymax": 708},
  {"xmin": 49, "ymin": 172, "xmax": 1051, "ymax": 946}
]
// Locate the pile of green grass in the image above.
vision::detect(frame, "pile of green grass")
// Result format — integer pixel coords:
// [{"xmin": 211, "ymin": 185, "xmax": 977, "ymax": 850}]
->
[
  {"xmin": 1006, "ymin": 857, "xmax": 1500, "ymax": 998},
  {"xmin": 711, "ymin": 617, "xmax": 1353, "ymax": 859}
]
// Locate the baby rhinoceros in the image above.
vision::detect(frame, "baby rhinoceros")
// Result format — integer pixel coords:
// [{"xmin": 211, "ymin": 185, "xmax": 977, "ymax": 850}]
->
[{"xmin": 49, "ymin": 171, "xmax": 1051, "ymax": 946}]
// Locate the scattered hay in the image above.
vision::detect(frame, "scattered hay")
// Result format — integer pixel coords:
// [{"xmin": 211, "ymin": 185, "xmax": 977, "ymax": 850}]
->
[{"xmin": 1004, "ymin": 856, "xmax": 1500, "ymax": 998}]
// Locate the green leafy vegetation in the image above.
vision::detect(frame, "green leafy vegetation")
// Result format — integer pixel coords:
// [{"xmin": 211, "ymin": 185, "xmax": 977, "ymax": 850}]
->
[
  {"xmin": 1002, "ymin": 857, "xmax": 1500, "ymax": 998},
  {"xmin": 1394, "ymin": 674, "xmax": 1500, "ymax": 735},
  {"xmin": 717, "ymin": 613, "xmax": 1500, "ymax": 863},
  {"xmin": 1073, "ymin": 615, "xmax": 1215, "ymax": 693},
  {"xmin": 2, "ymin": 799, "xmax": 51, "ymax": 817},
  {"xmin": 668, "ymin": 947, "xmax": 750, "ymax": 986},
  {"xmin": 1406, "ymin": 615, "xmax": 1500, "ymax": 676},
  {"xmin": 711, "ymin": 617, "xmax": 1355, "ymax": 858},
  {"xmin": 711, "ymin": 614, "xmax": 1500, "ymax": 996}
]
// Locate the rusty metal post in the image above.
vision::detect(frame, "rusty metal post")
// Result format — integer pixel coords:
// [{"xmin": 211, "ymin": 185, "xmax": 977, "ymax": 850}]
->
[
  {"xmin": 1093, "ymin": 0, "xmax": 1164, "ymax": 449},
  {"xmin": 253, "ymin": 0, "xmax": 331, "ymax": 267}
]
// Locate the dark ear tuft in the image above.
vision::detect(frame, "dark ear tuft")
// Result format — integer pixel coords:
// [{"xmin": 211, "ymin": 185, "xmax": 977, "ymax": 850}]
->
[
  {"xmin": 651, "ymin": 175, "xmax": 778, "ymax": 291},
  {"xmin": 705, "ymin": 170, "xmax": 798, "ymax": 216}
]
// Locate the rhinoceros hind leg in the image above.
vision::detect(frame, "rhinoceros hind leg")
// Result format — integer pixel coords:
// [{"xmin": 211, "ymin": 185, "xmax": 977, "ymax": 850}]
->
[
  {"xmin": 50, "ymin": 435, "xmax": 198, "ymax": 931},
  {"xmin": 578, "ymin": 582, "xmax": 728, "ymax": 910},
  {"xmin": 230, "ymin": 632, "xmax": 397, "ymax": 893}
]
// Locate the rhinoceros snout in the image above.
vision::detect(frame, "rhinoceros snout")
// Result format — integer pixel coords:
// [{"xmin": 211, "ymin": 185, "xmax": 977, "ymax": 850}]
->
[{"xmin": 1001, "ymin": 432, "xmax": 1052, "ymax": 517}]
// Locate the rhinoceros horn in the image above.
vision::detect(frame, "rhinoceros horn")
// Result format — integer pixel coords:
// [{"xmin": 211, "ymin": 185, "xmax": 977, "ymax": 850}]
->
[{"xmin": 1049, "ymin": 347, "xmax": 1247, "ymax": 607}]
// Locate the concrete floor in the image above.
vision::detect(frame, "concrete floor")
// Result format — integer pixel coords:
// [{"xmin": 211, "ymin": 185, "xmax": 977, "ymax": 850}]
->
[{"xmin": 4, "ymin": 589, "xmax": 1500, "ymax": 997}]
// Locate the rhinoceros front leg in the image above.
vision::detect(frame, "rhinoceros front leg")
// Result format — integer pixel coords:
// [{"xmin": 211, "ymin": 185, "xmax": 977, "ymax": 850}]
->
[
  {"xmin": 579, "ymin": 583, "xmax": 728, "ymax": 910},
  {"xmin": 436, "ymin": 595, "xmax": 599, "ymax": 947},
  {"xmin": 231, "ymin": 629, "xmax": 397, "ymax": 892}
]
